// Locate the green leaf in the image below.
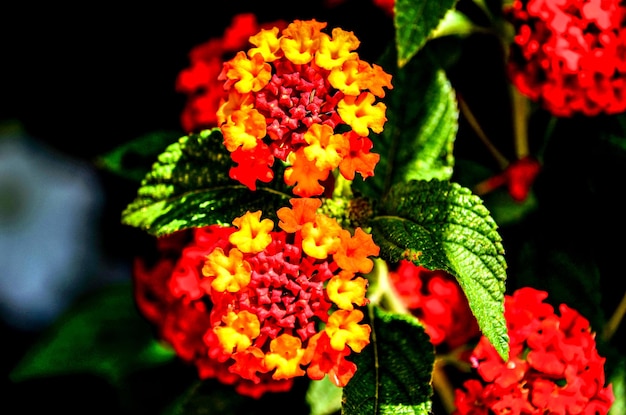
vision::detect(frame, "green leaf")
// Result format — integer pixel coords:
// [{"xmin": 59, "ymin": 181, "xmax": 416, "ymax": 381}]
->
[
  {"xmin": 306, "ymin": 377, "xmax": 343, "ymax": 415},
  {"xmin": 120, "ymin": 128, "xmax": 293, "ymax": 237},
  {"xmin": 95, "ymin": 130, "xmax": 181, "ymax": 182},
  {"xmin": 342, "ymin": 305, "xmax": 434, "ymax": 415},
  {"xmin": 10, "ymin": 282, "xmax": 175, "ymax": 386},
  {"xmin": 356, "ymin": 47, "xmax": 457, "ymax": 200},
  {"xmin": 369, "ymin": 179, "xmax": 509, "ymax": 360},
  {"xmin": 395, "ymin": 0, "xmax": 459, "ymax": 67}
]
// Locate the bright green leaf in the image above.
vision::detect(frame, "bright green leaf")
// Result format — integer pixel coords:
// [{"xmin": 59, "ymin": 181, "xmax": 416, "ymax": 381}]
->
[
  {"xmin": 120, "ymin": 128, "xmax": 292, "ymax": 237},
  {"xmin": 342, "ymin": 305, "xmax": 434, "ymax": 415},
  {"xmin": 395, "ymin": 0, "xmax": 458, "ymax": 67},
  {"xmin": 306, "ymin": 377, "xmax": 343, "ymax": 415},
  {"xmin": 369, "ymin": 179, "xmax": 509, "ymax": 360}
]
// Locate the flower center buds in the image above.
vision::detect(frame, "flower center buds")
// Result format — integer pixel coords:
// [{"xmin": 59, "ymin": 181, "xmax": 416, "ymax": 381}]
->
[{"xmin": 200, "ymin": 198, "xmax": 379, "ymax": 387}]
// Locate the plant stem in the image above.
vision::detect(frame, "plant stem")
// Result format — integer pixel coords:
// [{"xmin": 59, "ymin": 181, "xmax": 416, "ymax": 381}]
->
[
  {"xmin": 602, "ymin": 289, "xmax": 626, "ymax": 342},
  {"xmin": 432, "ymin": 358, "xmax": 457, "ymax": 414},
  {"xmin": 510, "ymin": 85, "xmax": 530, "ymax": 159},
  {"xmin": 458, "ymin": 94, "xmax": 509, "ymax": 170}
]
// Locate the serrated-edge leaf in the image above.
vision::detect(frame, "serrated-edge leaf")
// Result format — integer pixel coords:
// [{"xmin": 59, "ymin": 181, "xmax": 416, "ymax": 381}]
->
[
  {"xmin": 370, "ymin": 179, "xmax": 509, "ymax": 359},
  {"xmin": 395, "ymin": 0, "xmax": 458, "ymax": 67},
  {"xmin": 342, "ymin": 305, "xmax": 434, "ymax": 415},
  {"xmin": 355, "ymin": 50, "xmax": 458, "ymax": 200},
  {"xmin": 120, "ymin": 128, "xmax": 292, "ymax": 236}
]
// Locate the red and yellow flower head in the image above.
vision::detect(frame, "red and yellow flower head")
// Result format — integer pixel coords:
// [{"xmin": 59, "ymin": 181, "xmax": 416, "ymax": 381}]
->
[
  {"xmin": 217, "ymin": 19, "xmax": 393, "ymax": 196},
  {"xmin": 134, "ymin": 199, "xmax": 380, "ymax": 398}
]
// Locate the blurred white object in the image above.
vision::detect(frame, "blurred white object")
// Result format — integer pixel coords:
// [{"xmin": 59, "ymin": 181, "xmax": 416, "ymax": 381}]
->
[{"xmin": 0, "ymin": 122, "xmax": 104, "ymax": 331}]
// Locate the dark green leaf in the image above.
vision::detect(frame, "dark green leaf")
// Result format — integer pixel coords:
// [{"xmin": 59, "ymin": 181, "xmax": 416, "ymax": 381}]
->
[
  {"xmin": 342, "ymin": 305, "xmax": 434, "ymax": 415},
  {"xmin": 355, "ymin": 48, "xmax": 457, "ymax": 200},
  {"xmin": 96, "ymin": 130, "xmax": 181, "ymax": 182},
  {"xmin": 120, "ymin": 128, "xmax": 293, "ymax": 237},
  {"xmin": 369, "ymin": 179, "xmax": 509, "ymax": 359},
  {"xmin": 395, "ymin": 0, "xmax": 459, "ymax": 67},
  {"xmin": 10, "ymin": 282, "xmax": 175, "ymax": 386}
]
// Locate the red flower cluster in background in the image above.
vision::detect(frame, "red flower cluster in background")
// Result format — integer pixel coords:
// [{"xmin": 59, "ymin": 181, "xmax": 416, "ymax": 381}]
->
[
  {"xmin": 176, "ymin": 13, "xmax": 287, "ymax": 133},
  {"xmin": 389, "ymin": 260, "xmax": 480, "ymax": 352},
  {"xmin": 505, "ymin": 0, "xmax": 626, "ymax": 117},
  {"xmin": 453, "ymin": 287, "xmax": 615, "ymax": 415}
]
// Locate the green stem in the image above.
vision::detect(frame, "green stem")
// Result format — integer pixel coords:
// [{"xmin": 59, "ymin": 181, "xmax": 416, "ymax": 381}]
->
[
  {"xmin": 432, "ymin": 359, "xmax": 457, "ymax": 414},
  {"xmin": 458, "ymin": 94, "xmax": 510, "ymax": 169},
  {"xmin": 367, "ymin": 259, "xmax": 409, "ymax": 315},
  {"xmin": 602, "ymin": 289, "xmax": 626, "ymax": 343},
  {"xmin": 510, "ymin": 85, "xmax": 530, "ymax": 159}
]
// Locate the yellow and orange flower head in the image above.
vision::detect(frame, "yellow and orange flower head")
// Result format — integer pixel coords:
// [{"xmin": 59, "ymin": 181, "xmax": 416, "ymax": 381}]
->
[
  {"xmin": 218, "ymin": 19, "xmax": 392, "ymax": 196},
  {"xmin": 195, "ymin": 200, "xmax": 378, "ymax": 389}
]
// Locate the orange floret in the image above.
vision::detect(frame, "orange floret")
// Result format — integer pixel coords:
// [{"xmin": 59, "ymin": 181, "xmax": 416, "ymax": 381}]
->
[
  {"xmin": 315, "ymin": 27, "xmax": 360, "ymax": 70},
  {"xmin": 283, "ymin": 150, "xmax": 329, "ymax": 197},
  {"xmin": 334, "ymin": 227, "xmax": 380, "ymax": 274},
  {"xmin": 248, "ymin": 27, "xmax": 283, "ymax": 62},
  {"xmin": 325, "ymin": 309, "xmax": 371, "ymax": 353},
  {"xmin": 229, "ymin": 210, "xmax": 275, "ymax": 253},
  {"xmin": 302, "ymin": 123, "xmax": 349, "ymax": 171},
  {"xmin": 203, "ymin": 247, "xmax": 252, "ymax": 292},
  {"xmin": 337, "ymin": 92, "xmax": 388, "ymax": 136},
  {"xmin": 326, "ymin": 275, "xmax": 369, "ymax": 310},
  {"xmin": 221, "ymin": 107, "xmax": 267, "ymax": 152},
  {"xmin": 214, "ymin": 310, "xmax": 261, "ymax": 353},
  {"xmin": 221, "ymin": 51, "xmax": 272, "ymax": 94},
  {"xmin": 300, "ymin": 214, "xmax": 343, "ymax": 259},
  {"xmin": 264, "ymin": 334, "xmax": 306, "ymax": 379},
  {"xmin": 280, "ymin": 19, "xmax": 327, "ymax": 64},
  {"xmin": 277, "ymin": 197, "xmax": 322, "ymax": 233}
]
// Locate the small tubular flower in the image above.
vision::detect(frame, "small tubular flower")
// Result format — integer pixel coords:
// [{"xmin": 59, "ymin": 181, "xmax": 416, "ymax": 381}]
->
[
  {"xmin": 214, "ymin": 310, "xmax": 261, "ymax": 353},
  {"xmin": 218, "ymin": 19, "xmax": 393, "ymax": 195},
  {"xmin": 132, "ymin": 200, "xmax": 379, "ymax": 397},
  {"xmin": 325, "ymin": 309, "xmax": 371, "ymax": 353},
  {"xmin": 504, "ymin": 0, "xmax": 626, "ymax": 116},
  {"xmin": 202, "ymin": 247, "xmax": 251, "ymax": 292},
  {"xmin": 453, "ymin": 287, "xmax": 615, "ymax": 415},
  {"xmin": 229, "ymin": 210, "xmax": 274, "ymax": 253}
]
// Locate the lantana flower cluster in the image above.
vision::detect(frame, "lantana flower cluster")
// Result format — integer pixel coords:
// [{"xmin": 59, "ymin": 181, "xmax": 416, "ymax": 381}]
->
[
  {"xmin": 134, "ymin": 198, "xmax": 379, "ymax": 398},
  {"xmin": 176, "ymin": 13, "xmax": 287, "ymax": 133},
  {"xmin": 505, "ymin": 0, "xmax": 626, "ymax": 117},
  {"xmin": 389, "ymin": 260, "xmax": 480, "ymax": 351},
  {"xmin": 217, "ymin": 19, "xmax": 393, "ymax": 196},
  {"xmin": 453, "ymin": 287, "xmax": 615, "ymax": 415}
]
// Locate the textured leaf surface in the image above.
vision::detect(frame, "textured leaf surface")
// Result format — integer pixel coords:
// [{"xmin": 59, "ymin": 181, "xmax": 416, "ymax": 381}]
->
[
  {"xmin": 342, "ymin": 305, "xmax": 434, "ymax": 415},
  {"xmin": 121, "ymin": 128, "xmax": 292, "ymax": 236},
  {"xmin": 369, "ymin": 180, "xmax": 509, "ymax": 359},
  {"xmin": 357, "ymin": 48, "xmax": 457, "ymax": 200},
  {"xmin": 395, "ymin": 0, "xmax": 458, "ymax": 67}
]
